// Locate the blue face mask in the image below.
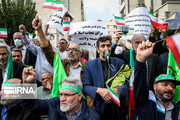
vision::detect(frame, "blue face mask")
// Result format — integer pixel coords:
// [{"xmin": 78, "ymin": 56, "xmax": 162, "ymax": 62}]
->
[{"xmin": 14, "ymin": 39, "xmax": 22, "ymax": 47}]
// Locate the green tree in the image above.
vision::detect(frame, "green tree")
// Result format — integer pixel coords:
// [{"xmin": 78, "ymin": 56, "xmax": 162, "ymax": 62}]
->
[{"xmin": 0, "ymin": 0, "xmax": 37, "ymax": 45}]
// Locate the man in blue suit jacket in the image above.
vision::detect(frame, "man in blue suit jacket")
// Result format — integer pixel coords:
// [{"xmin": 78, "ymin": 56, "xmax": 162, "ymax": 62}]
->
[{"xmin": 83, "ymin": 36, "xmax": 129, "ymax": 120}]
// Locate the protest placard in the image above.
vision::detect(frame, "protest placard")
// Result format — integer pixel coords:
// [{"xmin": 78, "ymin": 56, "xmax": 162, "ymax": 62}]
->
[
  {"xmin": 125, "ymin": 7, "xmax": 151, "ymax": 39},
  {"xmin": 69, "ymin": 21, "xmax": 108, "ymax": 49},
  {"xmin": 47, "ymin": 7, "xmax": 74, "ymax": 35}
]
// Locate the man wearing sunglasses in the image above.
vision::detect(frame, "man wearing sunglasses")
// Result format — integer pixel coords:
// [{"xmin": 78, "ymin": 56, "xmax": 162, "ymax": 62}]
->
[
  {"xmin": 21, "ymin": 67, "xmax": 100, "ymax": 120},
  {"xmin": 59, "ymin": 38, "xmax": 68, "ymax": 59}
]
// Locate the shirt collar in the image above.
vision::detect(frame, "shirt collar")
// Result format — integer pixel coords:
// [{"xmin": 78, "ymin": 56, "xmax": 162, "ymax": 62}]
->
[{"xmin": 70, "ymin": 61, "xmax": 82, "ymax": 69}]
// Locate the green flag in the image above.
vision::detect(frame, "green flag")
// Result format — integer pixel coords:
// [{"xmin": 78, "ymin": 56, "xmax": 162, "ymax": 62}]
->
[
  {"xmin": 51, "ymin": 49, "xmax": 67, "ymax": 98},
  {"xmin": 4, "ymin": 53, "xmax": 13, "ymax": 81},
  {"xmin": 167, "ymin": 50, "xmax": 180, "ymax": 103}
]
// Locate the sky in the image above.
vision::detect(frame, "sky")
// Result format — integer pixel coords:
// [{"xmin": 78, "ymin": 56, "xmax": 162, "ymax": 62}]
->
[{"xmin": 83, "ymin": 0, "xmax": 120, "ymax": 21}]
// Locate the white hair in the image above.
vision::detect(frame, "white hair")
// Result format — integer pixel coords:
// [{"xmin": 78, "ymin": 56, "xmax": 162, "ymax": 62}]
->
[{"xmin": 62, "ymin": 77, "xmax": 82, "ymax": 89}]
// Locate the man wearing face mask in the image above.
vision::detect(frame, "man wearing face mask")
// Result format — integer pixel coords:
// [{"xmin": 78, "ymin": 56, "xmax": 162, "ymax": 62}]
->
[
  {"xmin": 83, "ymin": 36, "xmax": 129, "ymax": 120},
  {"xmin": 10, "ymin": 32, "xmax": 37, "ymax": 67},
  {"xmin": 112, "ymin": 40, "xmax": 127, "ymax": 56}
]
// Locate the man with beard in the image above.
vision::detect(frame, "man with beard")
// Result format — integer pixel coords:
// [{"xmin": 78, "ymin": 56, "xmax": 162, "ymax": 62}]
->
[
  {"xmin": 32, "ymin": 17, "xmax": 85, "ymax": 83},
  {"xmin": 0, "ymin": 78, "xmax": 41, "ymax": 120},
  {"xmin": 133, "ymin": 41, "xmax": 180, "ymax": 120},
  {"xmin": 83, "ymin": 36, "xmax": 129, "ymax": 120},
  {"xmin": 21, "ymin": 67, "xmax": 100, "ymax": 120}
]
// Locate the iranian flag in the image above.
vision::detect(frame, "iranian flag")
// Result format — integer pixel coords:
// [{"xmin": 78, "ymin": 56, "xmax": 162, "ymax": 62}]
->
[
  {"xmin": 128, "ymin": 49, "xmax": 135, "ymax": 120},
  {"xmin": 148, "ymin": 11, "xmax": 168, "ymax": 29},
  {"xmin": 28, "ymin": 33, "xmax": 33, "ymax": 41},
  {"xmin": 165, "ymin": 34, "xmax": 180, "ymax": 68},
  {"xmin": 43, "ymin": 0, "xmax": 65, "ymax": 11},
  {"xmin": 0, "ymin": 28, "xmax": 8, "ymax": 38},
  {"xmin": 113, "ymin": 14, "xmax": 125, "ymax": 25},
  {"xmin": 167, "ymin": 50, "xmax": 180, "ymax": 103},
  {"xmin": 106, "ymin": 83, "xmax": 120, "ymax": 107},
  {"xmin": 62, "ymin": 21, "xmax": 70, "ymax": 31}
]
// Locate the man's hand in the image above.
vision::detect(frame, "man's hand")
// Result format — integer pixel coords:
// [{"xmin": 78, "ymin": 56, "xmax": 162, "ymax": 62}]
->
[
  {"xmin": 159, "ymin": 29, "xmax": 166, "ymax": 35},
  {"xmin": 113, "ymin": 30, "xmax": 122, "ymax": 44},
  {"xmin": 113, "ymin": 88, "xmax": 121, "ymax": 98},
  {"xmin": 32, "ymin": 17, "xmax": 42, "ymax": 30},
  {"xmin": 19, "ymin": 24, "xmax": 26, "ymax": 35},
  {"xmin": 136, "ymin": 41, "xmax": 155, "ymax": 62},
  {"xmin": 97, "ymin": 88, "xmax": 112, "ymax": 103},
  {"xmin": 22, "ymin": 67, "xmax": 36, "ymax": 83},
  {"xmin": 43, "ymin": 80, "xmax": 52, "ymax": 90}
]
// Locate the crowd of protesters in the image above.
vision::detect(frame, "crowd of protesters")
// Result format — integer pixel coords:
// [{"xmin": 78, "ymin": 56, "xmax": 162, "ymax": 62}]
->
[{"xmin": 0, "ymin": 16, "xmax": 180, "ymax": 120}]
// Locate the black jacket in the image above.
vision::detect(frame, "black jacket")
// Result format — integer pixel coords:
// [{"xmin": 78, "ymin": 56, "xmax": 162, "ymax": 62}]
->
[{"xmin": 0, "ymin": 62, "xmax": 25, "ymax": 90}]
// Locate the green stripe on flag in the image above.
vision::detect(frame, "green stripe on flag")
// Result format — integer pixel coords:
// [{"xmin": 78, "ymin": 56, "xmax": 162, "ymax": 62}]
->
[
  {"xmin": 105, "ymin": 83, "xmax": 119, "ymax": 98},
  {"xmin": 148, "ymin": 11, "xmax": 155, "ymax": 17},
  {"xmin": 6, "ymin": 53, "xmax": 13, "ymax": 80},
  {"xmin": 114, "ymin": 15, "xmax": 125, "ymax": 20},
  {"xmin": 51, "ymin": 49, "xmax": 67, "ymax": 98},
  {"xmin": 62, "ymin": 21, "xmax": 70, "ymax": 24},
  {"xmin": 0, "ymin": 28, "xmax": 7, "ymax": 31},
  {"xmin": 46, "ymin": 0, "xmax": 65, "ymax": 4}
]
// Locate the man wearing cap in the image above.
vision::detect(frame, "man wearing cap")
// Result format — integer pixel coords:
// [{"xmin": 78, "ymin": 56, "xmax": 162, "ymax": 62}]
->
[
  {"xmin": 133, "ymin": 41, "xmax": 180, "ymax": 120},
  {"xmin": 21, "ymin": 67, "xmax": 100, "ymax": 120}
]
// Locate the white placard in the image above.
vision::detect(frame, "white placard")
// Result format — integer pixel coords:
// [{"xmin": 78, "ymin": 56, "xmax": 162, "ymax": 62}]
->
[
  {"xmin": 47, "ymin": 7, "xmax": 73, "ymax": 35},
  {"xmin": 69, "ymin": 21, "xmax": 108, "ymax": 49},
  {"xmin": 125, "ymin": 7, "xmax": 151, "ymax": 39}
]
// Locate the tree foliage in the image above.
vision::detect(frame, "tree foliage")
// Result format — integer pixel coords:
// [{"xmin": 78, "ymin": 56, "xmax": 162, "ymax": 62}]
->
[{"xmin": 0, "ymin": 0, "xmax": 37, "ymax": 45}]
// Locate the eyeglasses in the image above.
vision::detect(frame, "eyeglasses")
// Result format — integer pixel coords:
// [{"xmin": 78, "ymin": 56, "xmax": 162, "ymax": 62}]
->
[
  {"xmin": 60, "ymin": 93, "xmax": 77, "ymax": 97},
  {"xmin": 66, "ymin": 48, "xmax": 79, "ymax": 52}
]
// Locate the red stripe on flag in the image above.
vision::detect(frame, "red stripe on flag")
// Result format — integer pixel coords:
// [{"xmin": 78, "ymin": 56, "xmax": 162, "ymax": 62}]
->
[
  {"xmin": 152, "ymin": 21, "xmax": 168, "ymax": 29},
  {"xmin": 43, "ymin": 5, "xmax": 63, "ymax": 11},
  {"xmin": 165, "ymin": 36, "xmax": 180, "ymax": 68},
  {"xmin": 0, "ymin": 35, "xmax": 8, "ymax": 38},
  {"xmin": 116, "ymin": 22, "xmax": 125, "ymax": 25},
  {"xmin": 111, "ymin": 96, "xmax": 120, "ymax": 107}
]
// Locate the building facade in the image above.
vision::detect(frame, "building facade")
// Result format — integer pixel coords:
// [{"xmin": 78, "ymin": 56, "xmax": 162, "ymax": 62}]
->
[{"xmin": 119, "ymin": 0, "xmax": 180, "ymax": 20}]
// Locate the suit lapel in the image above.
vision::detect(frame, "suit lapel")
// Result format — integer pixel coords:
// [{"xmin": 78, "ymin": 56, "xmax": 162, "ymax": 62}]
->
[
  {"xmin": 96, "ymin": 58, "xmax": 105, "ymax": 87},
  {"xmin": 110, "ymin": 57, "xmax": 117, "ymax": 77}
]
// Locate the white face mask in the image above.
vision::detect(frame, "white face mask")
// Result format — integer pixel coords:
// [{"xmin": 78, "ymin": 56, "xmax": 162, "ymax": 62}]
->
[
  {"xmin": 114, "ymin": 46, "xmax": 123, "ymax": 54},
  {"xmin": 14, "ymin": 39, "xmax": 22, "ymax": 47}
]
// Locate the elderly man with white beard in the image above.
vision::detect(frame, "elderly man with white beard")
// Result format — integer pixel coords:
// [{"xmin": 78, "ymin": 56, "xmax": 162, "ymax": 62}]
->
[{"xmin": 21, "ymin": 67, "xmax": 100, "ymax": 120}]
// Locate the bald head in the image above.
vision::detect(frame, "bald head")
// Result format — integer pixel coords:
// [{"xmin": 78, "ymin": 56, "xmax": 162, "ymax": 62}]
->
[
  {"xmin": 132, "ymin": 34, "xmax": 146, "ymax": 51},
  {"xmin": 69, "ymin": 43, "xmax": 80, "ymax": 51}
]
